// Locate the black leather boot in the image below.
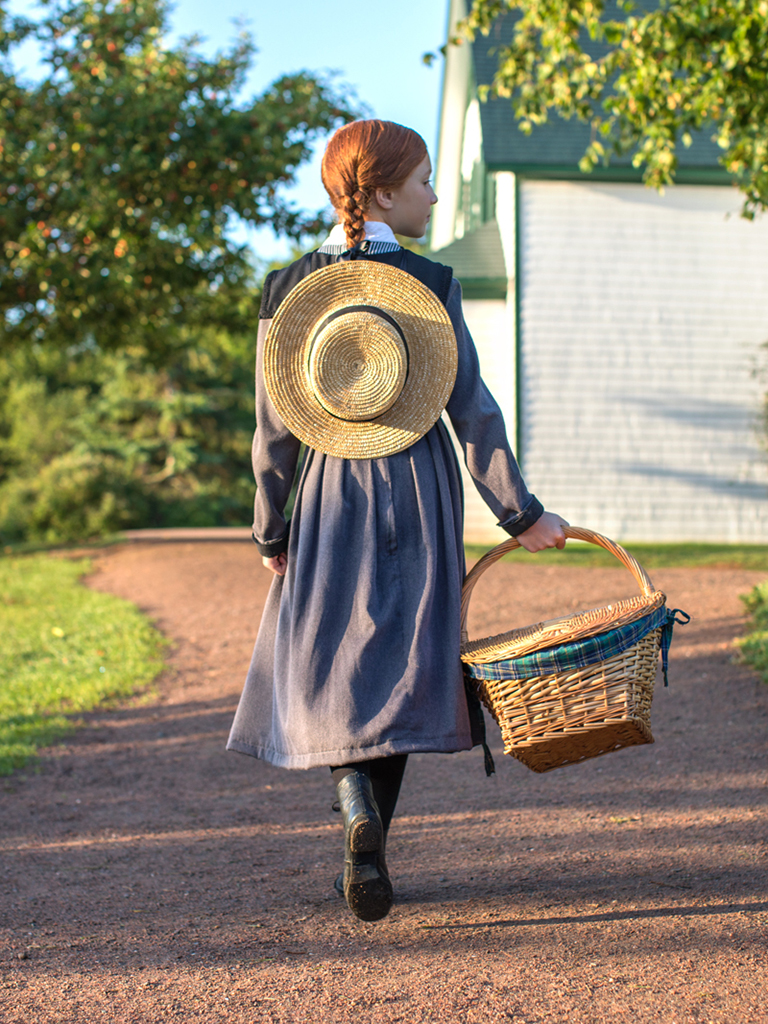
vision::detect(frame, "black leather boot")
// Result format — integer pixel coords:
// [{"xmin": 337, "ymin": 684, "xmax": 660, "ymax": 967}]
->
[
  {"xmin": 335, "ymin": 772, "xmax": 392, "ymax": 921},
  {"xmin": 336, "ymin": 771, "xmax": 383, "ymax": 854}
]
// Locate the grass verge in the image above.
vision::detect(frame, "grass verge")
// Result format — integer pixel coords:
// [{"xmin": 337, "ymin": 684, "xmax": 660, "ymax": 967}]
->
[
  {"xmin": 0, "ymin": 554, "xmax": 166, "ymax": 776},
  {"xmin": 736, "ymin": 582, "xmax": 768, "ymax": 684},
  {"xmin": 465, "ymin": 542, "xmax": 768, "ymax": 570}
]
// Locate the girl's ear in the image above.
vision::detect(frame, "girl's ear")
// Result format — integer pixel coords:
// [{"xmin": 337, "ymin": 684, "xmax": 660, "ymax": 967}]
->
[{"xmin": 374, "ymin": 187, "xmax": 395, "ymax": 210}]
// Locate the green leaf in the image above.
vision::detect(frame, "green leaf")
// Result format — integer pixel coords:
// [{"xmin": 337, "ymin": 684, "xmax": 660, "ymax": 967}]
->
[{"xmin": 457, "ymin": 0, "xmax": 768, "ymax": 216}]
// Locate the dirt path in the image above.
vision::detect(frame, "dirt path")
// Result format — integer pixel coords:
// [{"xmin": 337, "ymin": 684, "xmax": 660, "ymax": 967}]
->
[{"xmin": 1, "ymin": 541, "xmax": 767, "ymax": 1023}]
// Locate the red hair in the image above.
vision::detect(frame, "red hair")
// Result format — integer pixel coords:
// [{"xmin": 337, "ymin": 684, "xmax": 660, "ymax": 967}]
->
[{"xmin": 321, "ymin": 120, "xmax": 428, "ymax": 249}]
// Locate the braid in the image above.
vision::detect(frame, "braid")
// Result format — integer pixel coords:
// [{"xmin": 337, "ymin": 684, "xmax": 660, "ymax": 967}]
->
[{"xmin": 341, "ymin": 188, "xmax": 367, "ymax": 249}]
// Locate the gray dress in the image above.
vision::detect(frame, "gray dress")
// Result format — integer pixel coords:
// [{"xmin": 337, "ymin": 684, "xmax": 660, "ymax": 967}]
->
[{"xmin": 227, "ymin": 261, "xmax": 542, "ymax": 770}]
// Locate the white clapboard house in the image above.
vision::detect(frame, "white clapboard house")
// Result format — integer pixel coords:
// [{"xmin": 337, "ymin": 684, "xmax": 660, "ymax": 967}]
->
[{"xmin": 432, "ymin": 0, "xmax": 768, "ymax": 543}]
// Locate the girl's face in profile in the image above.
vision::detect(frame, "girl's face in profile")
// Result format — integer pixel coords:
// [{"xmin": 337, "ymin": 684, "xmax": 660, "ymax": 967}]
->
[{"xmin": 372, "ymin": 155, "xmax": 437, "ymax": 239}]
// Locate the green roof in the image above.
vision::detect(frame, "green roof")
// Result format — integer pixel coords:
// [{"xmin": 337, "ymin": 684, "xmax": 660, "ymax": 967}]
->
[
  {"xmin": 431, "ymin": 219, "xmax": 507, "ymax": 299},
  {"xmin": 472, "ymin": 11, "xmax": 726, "ymax": 178}
]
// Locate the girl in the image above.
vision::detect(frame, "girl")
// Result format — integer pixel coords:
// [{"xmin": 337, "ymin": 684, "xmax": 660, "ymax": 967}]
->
[{"xmin": 227, "ymin": 119, "xmax": 568, "ymax": 922}]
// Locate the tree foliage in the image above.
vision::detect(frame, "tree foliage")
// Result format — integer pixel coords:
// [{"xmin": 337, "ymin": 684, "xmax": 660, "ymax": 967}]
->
[
  {"xmin": 444, "ymin": 0, "xmax": 768, "ymax": 216},
  {"xmin": 0, "ymin": 0, "xmax": 358, "ymax": 543},
  {"xmin": 0, "ymin": 335, "xmax": 256, "ymax": 542},
  {"xmin": 0, "ymin": 0, "xmax": 356, "ymax": 351}
]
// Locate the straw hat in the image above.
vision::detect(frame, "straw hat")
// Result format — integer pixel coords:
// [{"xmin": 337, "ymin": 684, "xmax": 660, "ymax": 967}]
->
[{"xmin": 263, "ymin": 261, "xmax": 458, "ymax": 459}]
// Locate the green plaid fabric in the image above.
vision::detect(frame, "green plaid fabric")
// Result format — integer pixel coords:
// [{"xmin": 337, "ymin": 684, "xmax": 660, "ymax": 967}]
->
[{"xmin": 464, "ymin": 605, "xmax": 676, "ymax": 683}]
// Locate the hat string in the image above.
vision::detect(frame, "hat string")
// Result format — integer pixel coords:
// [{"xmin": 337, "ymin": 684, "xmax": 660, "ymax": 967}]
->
[{"xmin": 339, "ymin": 242, "xmax": 410, "ymax": 272}]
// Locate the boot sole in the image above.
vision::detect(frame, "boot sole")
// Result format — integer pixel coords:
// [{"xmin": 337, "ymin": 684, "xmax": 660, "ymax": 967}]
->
[
  {"xmin": 348, "ymin": 816, "xmax": 382, "ymax": 854},
  {"xmin": 345, "ymin": 875, "xmax": 393, "ymax": 922}
]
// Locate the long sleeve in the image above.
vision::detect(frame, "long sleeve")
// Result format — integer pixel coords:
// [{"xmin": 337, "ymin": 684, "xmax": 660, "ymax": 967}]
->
[
  {"xmin": 251, "ymin": 315, "xmax": 302, "ymax": 556},
  {"xmin": 444, "ymin": 278, "xmax": 543, "ymax": 536}
]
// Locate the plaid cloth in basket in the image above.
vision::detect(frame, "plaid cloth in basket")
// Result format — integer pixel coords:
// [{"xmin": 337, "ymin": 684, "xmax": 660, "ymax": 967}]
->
[{"xmin": 464, "ymin": 605, "xmax": 689, "ymax": 687}]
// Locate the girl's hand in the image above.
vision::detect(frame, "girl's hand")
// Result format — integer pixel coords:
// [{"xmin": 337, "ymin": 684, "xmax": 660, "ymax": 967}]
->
[
  {"xmin": 262, "ymin": 553, "xmax": 287, "ymax": 576},
  {"xmin": 516, "ymin": 511, "xmax": 569, "ymax": 553}
]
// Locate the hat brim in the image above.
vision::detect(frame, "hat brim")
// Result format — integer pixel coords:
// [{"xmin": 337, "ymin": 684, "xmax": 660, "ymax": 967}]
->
[{"xmin": 263, "ymin": 261, "xmax": 458, "ymax": 460}]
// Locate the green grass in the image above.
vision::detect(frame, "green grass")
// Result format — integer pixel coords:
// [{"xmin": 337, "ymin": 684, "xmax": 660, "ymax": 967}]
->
[
  {"xmin": 1, "ymin": 534, "xmax": 125, "ymax": 557},
  {"xmin": 465, "ymin": 541, "xmax": 768, "ymax": 570},
  {"xmin": 0, "ymin": 555, "xmax": 166, "ymax": 776},
  {"xmin": 736, "ymin": 581, "xmax": 768, "ymax": 684}
]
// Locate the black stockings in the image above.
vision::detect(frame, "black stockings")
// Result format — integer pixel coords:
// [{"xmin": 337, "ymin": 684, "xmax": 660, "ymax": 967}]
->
[{"xmin": 330, "ymin": 755, "xmax": 408, "ymax": 832}]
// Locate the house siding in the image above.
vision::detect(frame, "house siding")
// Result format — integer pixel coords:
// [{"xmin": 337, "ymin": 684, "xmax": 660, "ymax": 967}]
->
[{"xmin": 517, "ymin": 180, "xmax": 768, "ymax": 541}]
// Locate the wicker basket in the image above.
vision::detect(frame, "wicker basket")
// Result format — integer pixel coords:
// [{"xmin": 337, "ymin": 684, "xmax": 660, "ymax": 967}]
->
[{"xmin": 460, "ymin": 526, "xmax": 667, "ymax": 774}]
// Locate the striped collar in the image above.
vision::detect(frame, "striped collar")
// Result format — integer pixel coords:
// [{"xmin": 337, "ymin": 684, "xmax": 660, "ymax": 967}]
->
[{"xmin": 317, "ymin": 222, "xmax": 402, "ymax": 255}]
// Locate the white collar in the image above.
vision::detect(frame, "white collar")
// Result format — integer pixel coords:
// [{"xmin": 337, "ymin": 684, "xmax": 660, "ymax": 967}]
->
[{"xmin": 324, "ymin": 221, "xmax": 399, "ymax": 247}]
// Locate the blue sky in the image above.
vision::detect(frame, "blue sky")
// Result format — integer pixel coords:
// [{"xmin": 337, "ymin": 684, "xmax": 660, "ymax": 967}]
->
[{"xmin": 7, "ymin": 0, "xmax": 450, "ymax": 259}]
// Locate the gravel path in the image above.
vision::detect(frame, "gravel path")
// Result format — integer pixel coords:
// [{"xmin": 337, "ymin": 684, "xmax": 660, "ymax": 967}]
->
[{"xmin": 1, "ymin": 541, "xmax": 766, "ymax": 1023}]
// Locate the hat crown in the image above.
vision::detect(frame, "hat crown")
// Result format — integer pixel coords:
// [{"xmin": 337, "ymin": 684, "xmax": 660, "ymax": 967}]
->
[{"xmin": 308, "ymin": 307, "xmax": 408, "ymax": 423}]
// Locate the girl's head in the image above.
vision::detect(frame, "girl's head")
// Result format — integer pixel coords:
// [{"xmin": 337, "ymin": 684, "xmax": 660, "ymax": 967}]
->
[{"xmin": 321, "ymin": 120, "xmax": 436, "ymax": 248}]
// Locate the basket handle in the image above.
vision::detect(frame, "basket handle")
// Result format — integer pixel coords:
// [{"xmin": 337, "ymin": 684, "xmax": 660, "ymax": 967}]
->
[{"xmin": 460, "ymin": 526, "xmax": 656, "ymax": 644}]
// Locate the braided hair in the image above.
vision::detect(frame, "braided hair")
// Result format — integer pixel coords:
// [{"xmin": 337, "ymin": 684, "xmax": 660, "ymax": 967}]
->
[
  {"xmin": 339, "ymin": 189, "xmax": 369, "ymax": 249},
  {"xmin": 321, "ymin": 120, "xmax": 428, "ymax": 249}
]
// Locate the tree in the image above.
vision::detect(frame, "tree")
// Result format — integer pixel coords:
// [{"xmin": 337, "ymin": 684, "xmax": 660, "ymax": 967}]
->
[
  {"xmin": 439, "ymin": 0, "xmax": 768, "ymax": 216},
  {"xmin": 0, "ymin": 331, "xmax": 261, "ymax": 542},
  {"xmin": 0, "ymin": 0, "xmax": 357, "ymax": 353},
  {"xmin": 0, "ymin": 0, "xmax": 358, "ymax": 543}
]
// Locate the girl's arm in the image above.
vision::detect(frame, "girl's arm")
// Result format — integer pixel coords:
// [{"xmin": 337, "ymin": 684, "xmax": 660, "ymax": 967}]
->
[{"xmin": 252, "ymin": 312, "xmax": 302, "ymax": 573}]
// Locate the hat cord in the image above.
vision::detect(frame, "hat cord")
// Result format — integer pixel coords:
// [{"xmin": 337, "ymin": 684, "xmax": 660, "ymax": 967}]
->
[{"xmin": 339, "ymin": 243, "xmax": 410, "ymax": 274}]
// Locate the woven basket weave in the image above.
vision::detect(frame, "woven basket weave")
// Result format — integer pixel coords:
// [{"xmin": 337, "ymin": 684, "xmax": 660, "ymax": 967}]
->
[{"xmin": 460, "ymin": 527, "xmax": 665, "ymax": 773}]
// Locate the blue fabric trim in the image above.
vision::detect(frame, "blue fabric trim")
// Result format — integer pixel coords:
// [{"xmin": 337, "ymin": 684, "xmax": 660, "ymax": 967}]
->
[
  {"xmin": 660, "ymin": 608, "xmax": 690, "ymax": 686},
  {"xmin": 464, "ymin": 605, "xmax": 687, "ymax": 683}
]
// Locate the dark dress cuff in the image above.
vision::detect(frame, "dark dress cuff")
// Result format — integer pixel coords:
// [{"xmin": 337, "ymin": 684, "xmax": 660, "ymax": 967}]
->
[
  {"xmin": 252, "ymin": 526, "xmax": 289, "ymax": 558},
  {"xmin": 498, "ymin": 496, "xmax": 544, "ymax": 537}
]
